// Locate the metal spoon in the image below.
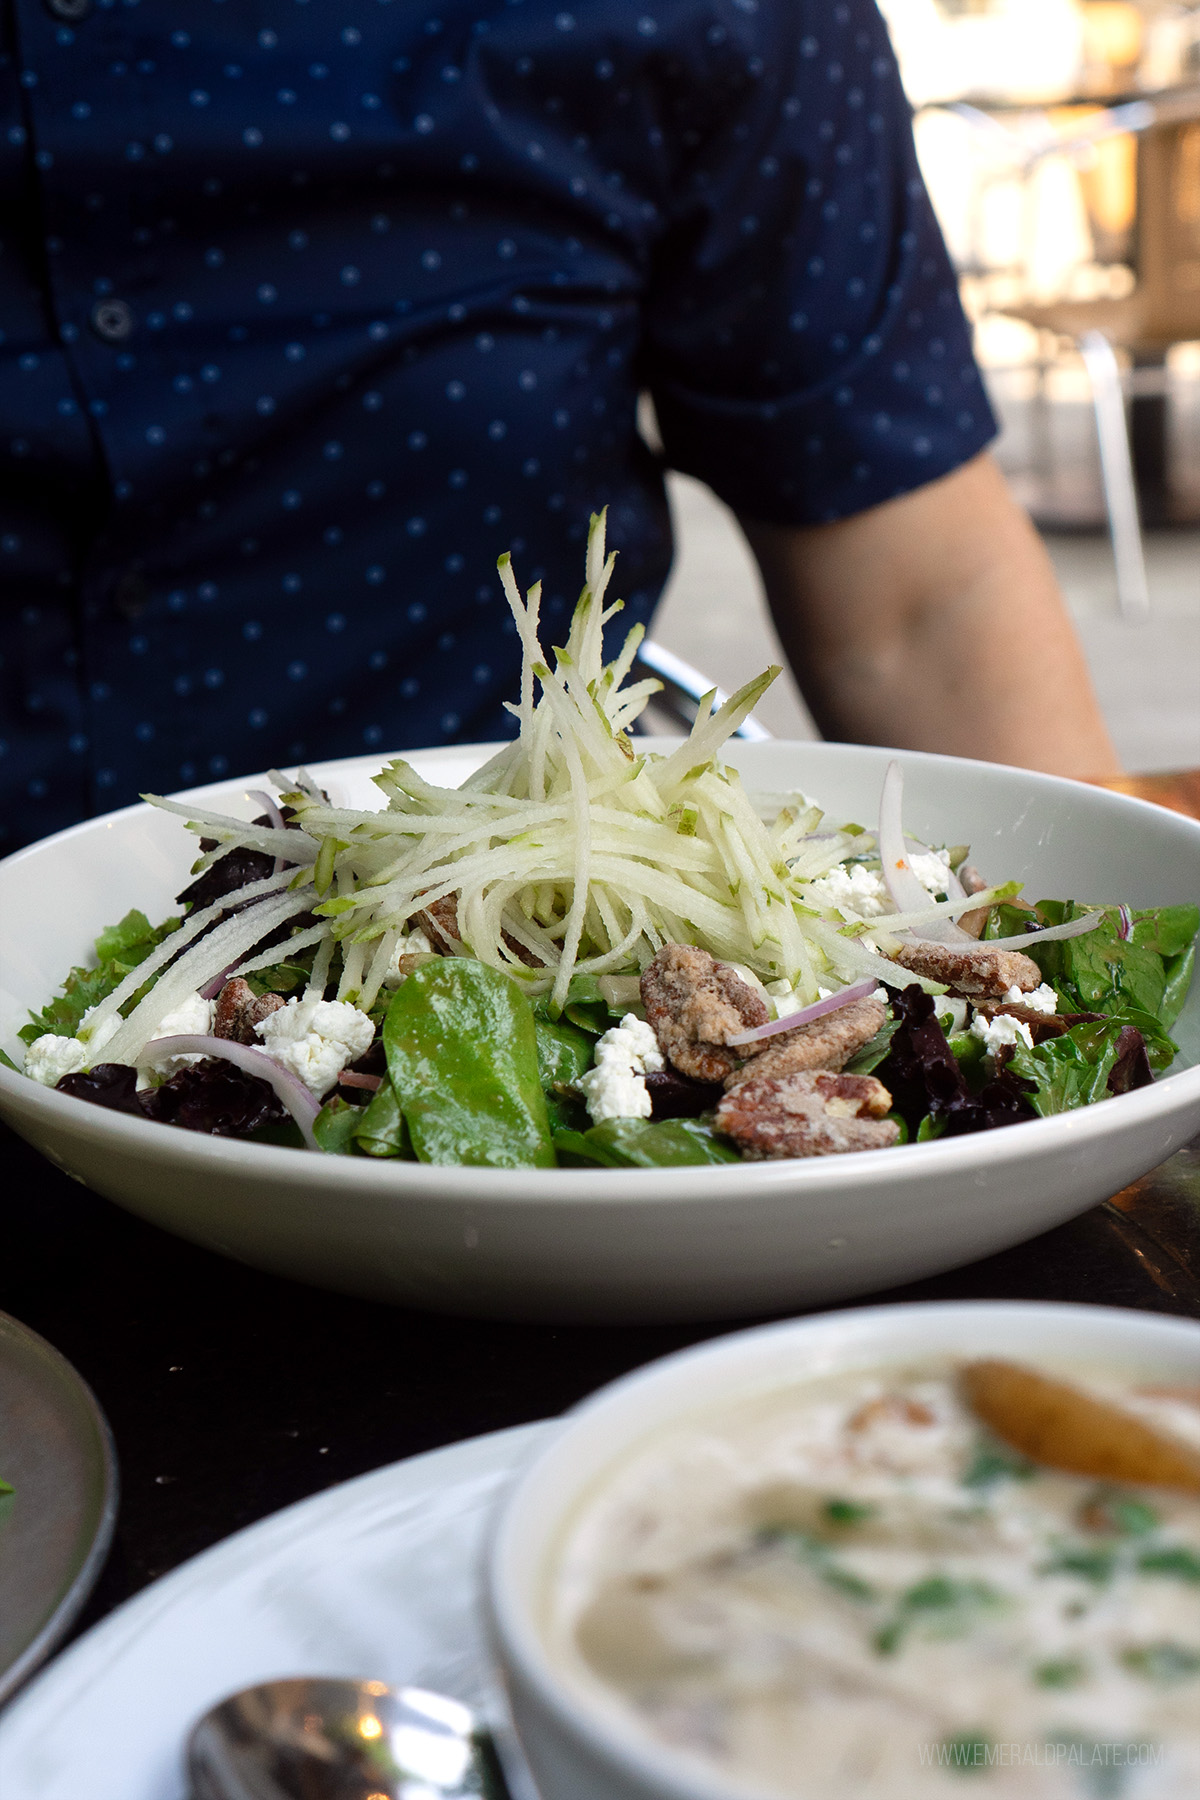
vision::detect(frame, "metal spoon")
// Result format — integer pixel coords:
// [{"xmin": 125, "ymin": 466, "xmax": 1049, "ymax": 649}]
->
[{"xmin": 187, "ymin": 1677, "xmax": 515, "ymax": 1800}]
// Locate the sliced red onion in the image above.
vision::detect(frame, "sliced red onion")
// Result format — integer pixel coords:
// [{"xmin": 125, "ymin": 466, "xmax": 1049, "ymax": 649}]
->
[
  {"xmin": 878, "ymin": 762, "xmax": 972, "ymax": 945},
  {"xmin": 939, "ymin": 858, "xmax": 967, "ymax": 903},
  {"xmin": 248, "ymin": 788, "xmax": 286, "ymax": 832},
  {"xmin": 1117, "ymin": 905, "xmax": 1133, "ymax": 942},
  {"xmin": 969, "ymin": 911, "xmax": 1105, "ymax": 952},
  {"xmin": 200, "ymin": 963, "xmax": 241, "ymax": 1002},
  {"xmin": 728, "ymin": 979, "xmax": 876, "ymax": 1047},
  {"xmin": 338, "ymin": 1070, "xmax": 382, "ymax": 1092},
  {"xmin": 249, "ymin": 788, "xmax": 287, "ymax": 875},
  {"xmin": 142, "ymin": 1034, "xmax": 321, "ymax": 1149}
]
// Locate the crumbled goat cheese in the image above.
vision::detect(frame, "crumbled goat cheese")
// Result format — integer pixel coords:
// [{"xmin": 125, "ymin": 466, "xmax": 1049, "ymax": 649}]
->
[
  {"xmin": 728, "ymin": 962, "xmax": 768, "ymax": 1002},
  {"xmin": 140, "ymin": 991, "xmax": 216, "ymax": 1083},
  {"xmin": 382, "ymin": 928, "xmax": 434, "ymax": 986},
  {"xmin": 255, "ymin": 997, "xmax": 376, "ymax": 1097},
  {"xmin": 936, "ymin": 996, "xmax": 971, "ymax": 1037},
  {"xmin": 970, "ymin": 1011, "xmax": 1034, "ymax": 1058},
  {"xmin": 577, "ymin": 1013, "xmax": 665, "ymax": 1125},
  {"xmin": 907, "ymin": 846, "xmax": 953, "ymax": 897},
  {"xmin": 766, "ymin": 979, "xmax": 809, "ymax": 1022},
  {"xmin": 807, "ymin": 864, "xmax": 890, "ymax": 918},
  {"xmin": 1005, "ymin": 981, "xmax": 1058, "ymax": 1015},
  {"xmin": 25, "ymin": 1005, "xmax": 121, "ymax": 1086},
  {"xmin": 24, "ymin": 1032, "xmax": 89, "ymax": 1086}
]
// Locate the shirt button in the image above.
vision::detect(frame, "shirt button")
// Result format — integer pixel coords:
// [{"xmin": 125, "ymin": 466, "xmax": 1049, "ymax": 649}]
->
[
  {"xmin": 91, "ymin": 298, "xmax": 135, "ymax": 343},
  {"xmin": 44, "ymin": 0, "xmax": 92, "ymax": 19}
]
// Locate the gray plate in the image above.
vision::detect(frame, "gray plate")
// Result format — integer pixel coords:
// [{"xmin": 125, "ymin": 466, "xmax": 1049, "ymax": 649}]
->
[{"xmin": 0, "ymin": 1311, "xmax": 117, "ymax": 1705}]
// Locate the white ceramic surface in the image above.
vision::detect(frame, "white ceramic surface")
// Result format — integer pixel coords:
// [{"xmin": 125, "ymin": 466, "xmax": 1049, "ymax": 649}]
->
[
  {"xmin": 0, "ymin": 1311, "xmax": 118, "ymax": 1705},
  {"xmin": 0, "ymin": 1421, "xmax": 550, "ymax": 1800},
  {"xmin": 487, "ymin": 1301, "xmax": 1200, "ymax": 1800},
  {"xmin": 2, "ymin": 742, "xmax": 1199, "ymax": 1324}
]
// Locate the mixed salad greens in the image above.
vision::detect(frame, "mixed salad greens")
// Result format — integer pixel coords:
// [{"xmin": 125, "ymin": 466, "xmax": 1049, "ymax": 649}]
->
[{"xmin": 14, "ymin": 515, "xmax": 1198, "ymax": 1169}]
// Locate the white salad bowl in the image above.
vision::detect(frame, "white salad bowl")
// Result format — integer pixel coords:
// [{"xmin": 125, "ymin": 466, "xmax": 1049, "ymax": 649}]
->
[
  {"xmin": 0, "ymin": 741, "xmax": 1198, "ymax": 1324},
  {"xmin": 485, "ymin": 1299, "xmax": 1200, "ymax": 1800}
]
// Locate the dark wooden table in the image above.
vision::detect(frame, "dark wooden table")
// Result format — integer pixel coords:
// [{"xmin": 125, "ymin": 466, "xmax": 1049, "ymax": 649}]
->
[{"xmin": 2, "ymin": 771, "xmax": 1198, "ymax": 1644}]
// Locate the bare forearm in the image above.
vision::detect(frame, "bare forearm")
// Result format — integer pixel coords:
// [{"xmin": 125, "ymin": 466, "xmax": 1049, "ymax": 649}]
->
[{"xmin": 741, "ymin": 454, "xmax": 1121, "ymax": 779}]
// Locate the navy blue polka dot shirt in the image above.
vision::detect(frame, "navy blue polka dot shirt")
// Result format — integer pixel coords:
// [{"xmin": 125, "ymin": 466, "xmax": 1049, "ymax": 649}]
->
[{"xmin": 0, "ymin": 0, "xmax": 994, "ymax": 851}]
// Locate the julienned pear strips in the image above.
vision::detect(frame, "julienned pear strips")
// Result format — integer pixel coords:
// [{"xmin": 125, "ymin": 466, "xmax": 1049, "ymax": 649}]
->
[
  {"xmin": 125, "ymin": 512, "xmax": 993, "ymax": 1063},
  {"xmin": 270, "ymin": 511, "xmax": 914, "ymax": 1017}
]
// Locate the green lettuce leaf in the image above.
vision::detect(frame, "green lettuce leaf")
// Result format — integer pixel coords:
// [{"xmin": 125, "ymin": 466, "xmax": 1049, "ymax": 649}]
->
[
  {"xmin": 1007, "ymin": 1015, "xmax": 1142, "ymax": 1117},
  {"xmin": 532, "ymin": 972, "xmax": 625, "ymax": 1035},
  {"xmin": 384, "ymin": 960, "xmax": 554, "ymax": 1168},
  {"xmin": 552, "ymin": 1116, "xmax": 739, "ymax": 1167},
  {"xmin": 20, "ymin": 909, "xmax": 181, "ymax": 1046},
  {"xmin": 535, "ymin": 1017, "xmax": 596, "ymax": 1090},
  {"xmin": 312, "ymin": 1094, "xmax": 368, "ymax": 1155},
  {"xmin": 244, "ymin": 958, "xmax": 312, "ymax": 998},
  {"xmin": 353, "ymin": 1079, "xmax": 412, "ymax": 1159},
  {"xmin": 988, "ymin": 899, "xmax": 1197, "ymax": 1071},
  {"xmin": 843, "ymin": 1016, "xmax": 900, "ymax": 1075}
]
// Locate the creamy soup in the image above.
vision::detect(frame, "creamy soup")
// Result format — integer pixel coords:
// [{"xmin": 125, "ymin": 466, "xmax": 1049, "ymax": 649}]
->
[{"xmin": 546, "ymin": 1364, "xmax": 1200, "ymax": 1799}]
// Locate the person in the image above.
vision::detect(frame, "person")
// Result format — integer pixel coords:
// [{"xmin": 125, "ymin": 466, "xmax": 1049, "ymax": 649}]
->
[{"xmin": 0, "ymin": 0, "xmax": 1117, "ymax": 854}]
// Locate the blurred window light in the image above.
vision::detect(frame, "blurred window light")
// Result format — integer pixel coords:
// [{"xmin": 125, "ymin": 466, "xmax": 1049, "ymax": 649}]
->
[{"xmin": 877, "ymin": 0, "xmax": 1086, "ymax": 107}]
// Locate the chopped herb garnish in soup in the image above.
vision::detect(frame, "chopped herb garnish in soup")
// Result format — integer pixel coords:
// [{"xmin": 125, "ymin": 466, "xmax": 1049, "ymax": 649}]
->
[{"xmin": 549, "ymin": 1363, "xmax": 1200, "ymax": 1797}]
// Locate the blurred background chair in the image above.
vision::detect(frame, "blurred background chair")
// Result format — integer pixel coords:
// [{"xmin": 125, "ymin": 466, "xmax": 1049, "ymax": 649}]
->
[
  {"xmin": 959, "ymin": 85, "xmax": 1200, "ymax": 614},
  {"xmin": 888, "ymin": 0, "xmax": 1200, "ymax": 616},
  {"xmin": 633, "ymin": 639, "xmax": 773, "ymax": 740}
]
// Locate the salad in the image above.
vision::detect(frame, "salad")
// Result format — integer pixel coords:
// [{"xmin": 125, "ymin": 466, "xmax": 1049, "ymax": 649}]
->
[{"xmin": 14, "ymin": 516, "xmax": 1198, "ymax": 1170}]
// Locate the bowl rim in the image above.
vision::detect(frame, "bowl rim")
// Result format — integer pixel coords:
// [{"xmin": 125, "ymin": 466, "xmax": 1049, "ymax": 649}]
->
[
  {"xmin": 1, "ymin": 1039, "xmax": 1198, "ymax": 1201},
  {"xmin": 3, "ymin": 741, "xmax": 1199, "ymax": 1203},
  {"xmin": 485, "ymin": 1298, "xmax": 1200, "ymax": 1800},
  {"xmin": 6, "ymin": 736, "xmax": 1200, "ymax": 872}
]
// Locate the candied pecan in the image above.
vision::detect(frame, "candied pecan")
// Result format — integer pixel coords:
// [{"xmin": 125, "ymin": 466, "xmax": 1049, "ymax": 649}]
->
[
  {"xmin": 213, "ymin": 976, "xmax": 285, "ymax": 1045},
  {"xmin": 389, "ymin": 951, "xmax": 436, "ymax": 985},
  {"xmin": 640, "ymin": 943, "xmax": 769, "ymax": 1082},
  {"xmin": 409, "ymin": 892, "xmax": 543, "ymax": 967},
  {"xmin": 724, "ymin": 995, "xmax": 887, "ymax": 1091},
  {"xmin": 889, "ymin": 941, "xmax": 1042, "ymax": 998},
  {"xmin": 715, "ymin": 1069, "xmax": 900, "ymax": 1160},
  {"xmin": 954, "ymin": 865, "xmax": 991, "ymax": 938},
  {"xmin": 498, "ymin": 928, "xmax": 546, "ymax": 969},
  {"xmin": 410, "ymin": 893, "xmax": 464, "ymax": 953}
]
